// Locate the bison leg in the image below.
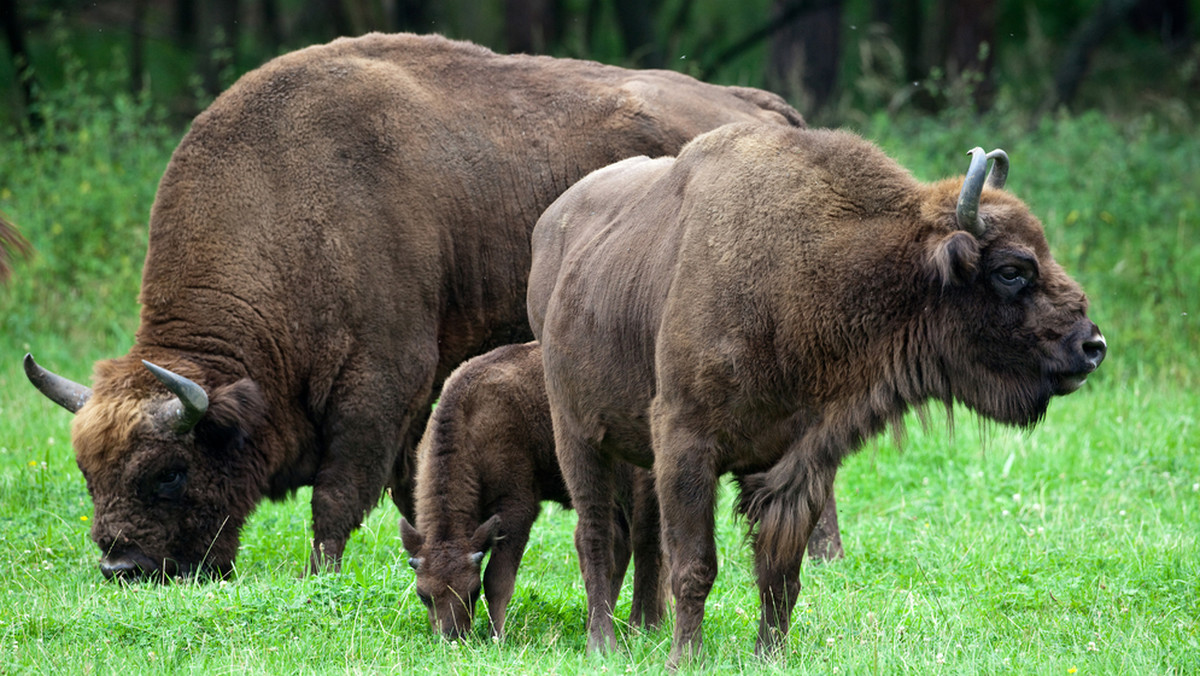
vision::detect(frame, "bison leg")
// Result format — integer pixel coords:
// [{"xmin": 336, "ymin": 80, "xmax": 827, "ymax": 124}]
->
[
  {"xmin": 309, "ymin": 362, "xmax": 425, "ymax": 574},
  {"xmin": 653, "ymin": 412, "xmax": 719, "ymax": 667},
  {"xmin": 805, "ymin": 487, "xmax": 845, "ymax": 562},
  {"xmin": 611, "ymin": 498, "xmax": 633, "ymax": 610},
  {"xmin": 751, "ymin": 464, "xmax": 837, "ymax": 656},
  {"xmin": 483, "ymin": 505, "xmax": 538, "ymax": 638},
  {"xmin": 555, "ymin": 428, "xmax": 621, "ymax": 653},
  {"xmin": 628, "ymin": 467, "xmax": 664, "ymax": 629}
]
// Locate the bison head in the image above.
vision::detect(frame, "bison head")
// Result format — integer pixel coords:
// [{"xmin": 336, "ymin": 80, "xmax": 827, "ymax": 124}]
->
[
  {"xmin": 399, "ymin": 515, "xmax": 500, "ymax": 640},
  {"xmin": 921, "ymin": 148, "xmax": 1106, "ymax": 425},
  {"xmin": 25, "ymin": 354, "xmax": 268, "ymax": 581}
]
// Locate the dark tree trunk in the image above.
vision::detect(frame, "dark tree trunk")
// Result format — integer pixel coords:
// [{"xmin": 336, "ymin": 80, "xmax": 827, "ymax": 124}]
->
[
  {"xmin": 342, "ymin": 0, "xmax": 389, "ymax": 34},
  {"xmin": 261, "ymin": 0, "xmax": 285, "ymax": 52},
  {"xmin": 131, "ymin": 0, "xmax": 148, "ymax": 96},
  {"xmin": 505, "ymin": 0, "xmax": 559, "ymax": 54},
  {"xmin": 0, "ymin": 0, "xmax": 41, "ymax": 128},
  {"xmin": 945, "ymin": 0, "xmax": 998, "ymax": 110},
  {"xmin": 198, "ymin": 0, "xmax": 242, "ymax": 100},
  {"xmin": 768, "ymin": 0, "xmax": 843, "ymax": 114},
  {"xmin": 175, "ymin": 0, "xmax": 197, "ymax": 47},
  {"xmin": 873, "ymin": 0, "xmax": 923, "ymax": 83},
  {"xmin": 1129, "ymin": 0, "xmax": 1191, "ymax": 46},
  {"xmin": 583, "ymin": 0, "xmax": 603, "ymax": 53},
  {"xmin": 612, "ymin": 0, "xmax": 663, "ymax": 67},
  {"xmin": 393, "ymin": 0, "xmax": 431, "ymax": 32},
  {"xmin": 1049, "ymin": 0, "xmax": 1140, "ymax": 111},
  {"xmin": 917, "ymin": 0, "xmax": 997, "ymax": 111}
]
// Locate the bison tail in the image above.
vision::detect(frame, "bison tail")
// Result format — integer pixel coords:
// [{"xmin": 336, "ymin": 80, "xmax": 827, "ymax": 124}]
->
[{"xmin": 735, "ymin": 452, "xmax": 834, "ymax": 570}]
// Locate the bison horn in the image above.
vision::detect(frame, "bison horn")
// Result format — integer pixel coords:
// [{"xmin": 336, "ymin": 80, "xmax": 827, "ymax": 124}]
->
[
  {"xmin": 24, "ymin": 353, "xmax": 93, "ymax": 413},
  {"xmin": 955, "ymin": 147, "xmax": 1009, "ymax": 236},
  {"xmin": 142, "ymin": 360, "xmax": 209, "ymax": 432}
]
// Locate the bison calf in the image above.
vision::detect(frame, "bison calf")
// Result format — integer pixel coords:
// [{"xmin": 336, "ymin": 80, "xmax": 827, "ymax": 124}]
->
[
  {"xmin": 528, "ymin": 123, "xmax": 1105, "ymax": 663},
  {"xmin": 400, "ymin": 341, "xmax": 662, "ymax": 640}
]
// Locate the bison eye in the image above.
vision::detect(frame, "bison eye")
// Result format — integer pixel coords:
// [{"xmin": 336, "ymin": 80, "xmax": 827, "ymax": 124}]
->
[
  {"xmin": 991, "ymin": 263, "xmax": 1033, "ymax": 297},
  {"xmin": 155, "ymin": 468, "xmax": 187, "ymax": 498}
]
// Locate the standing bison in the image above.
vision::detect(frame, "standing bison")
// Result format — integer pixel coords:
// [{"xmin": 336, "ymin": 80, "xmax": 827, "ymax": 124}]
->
[
  {"xmin": 399, "ymin": 341, "xmax": 662, "ymax": 639},
  {"xmin": 23, "ymin": 33, "xmax": 804, "ymax": 581},
  {"xmin": 527, "ymin": 123, "xmax": 1106, "ymax": 663}
]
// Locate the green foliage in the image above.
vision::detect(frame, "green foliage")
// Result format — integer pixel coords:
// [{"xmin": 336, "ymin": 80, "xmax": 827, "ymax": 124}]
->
[
  {"xmin": 0, "ymin": 43, "xmax": 177, "ymax": 366},
  {"xmin": 0, "ymin": 58, "xmax": 1196, "ymax": 673}
]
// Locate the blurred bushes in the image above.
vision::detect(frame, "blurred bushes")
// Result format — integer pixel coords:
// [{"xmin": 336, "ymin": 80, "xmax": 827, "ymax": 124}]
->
[{"xmin": 0, "ymin": 34, "xmax": 1195, "ymax": 388}]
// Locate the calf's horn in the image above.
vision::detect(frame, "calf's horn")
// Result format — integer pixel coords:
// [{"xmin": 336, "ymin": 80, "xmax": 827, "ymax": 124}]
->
[
  {"xmin": 142, "ymin": 360, "xmax": 209, "ymax": 433},
  {"xmin": 955, "ymin": 147, "xmax": 1009, "ymax": 236},
  {"xmin": 24, "ymin": 353, "xmax": 93, "ymax": 413}
]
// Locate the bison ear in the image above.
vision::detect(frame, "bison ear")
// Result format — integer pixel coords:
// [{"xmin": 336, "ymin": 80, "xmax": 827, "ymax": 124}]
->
[
  {"xmin": 195, "ymin": 378, "xmax": 267, "ymax": 452},
  {"xmin": 399, "ymin": 517, "xmax": 424, "ymax": 556},
  {"xmin": 926, "ymin": 230, "xmax": 980, "ymax": 288},
  {"xmin": 469, "ymin": 514, "xmax": 502, "ymax": 555}
]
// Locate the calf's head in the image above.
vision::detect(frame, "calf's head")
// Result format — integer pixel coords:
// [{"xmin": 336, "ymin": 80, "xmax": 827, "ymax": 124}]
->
[
  {"xmin": 25, "ymin": 354, "xmax": 267, "ymax": 581},
  {"xmin": 400, "ymin": 515, "xmax": 500, "ymax": 639},
  {"xmin": 920, "ymin": 148, "xmax": 1106, "ymax": 425}
]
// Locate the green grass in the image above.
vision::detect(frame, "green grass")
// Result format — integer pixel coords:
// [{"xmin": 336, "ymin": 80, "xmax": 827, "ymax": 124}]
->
[{"xmin": 1, "ymin": 73, "xmax": 1197, "ymax": 672}]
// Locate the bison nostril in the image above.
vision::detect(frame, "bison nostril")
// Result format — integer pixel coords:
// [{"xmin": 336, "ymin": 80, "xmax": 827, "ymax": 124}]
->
[
  {"xmin": 1082, "ymin": 333, "xmax": 1107, "ymax": 369},
  {"xmin": 100, "ymin": 557, "xmax": 143, "ymax": 581}
]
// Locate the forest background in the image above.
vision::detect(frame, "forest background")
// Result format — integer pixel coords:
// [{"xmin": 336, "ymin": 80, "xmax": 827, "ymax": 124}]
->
[
  {"xmin": 0, "ymin": 1, "xmax": 1196, "ymax": 673},
  {"xmin": 2, "ymin": 0, "xmax": 1199, "ymax": 127}
]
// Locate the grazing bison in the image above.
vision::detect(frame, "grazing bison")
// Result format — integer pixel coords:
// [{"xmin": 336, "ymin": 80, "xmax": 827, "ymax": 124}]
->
[
  {"xmin": 23, "ymin": 32, "xmax": 805, "ymax": 581},
  {"xmin": 399, "ymin": 341, "xmax": 662, "ymax": 639},
  {"xmin": 527, "ymin": 123, "xmax": 1106, "ymax": 663}
]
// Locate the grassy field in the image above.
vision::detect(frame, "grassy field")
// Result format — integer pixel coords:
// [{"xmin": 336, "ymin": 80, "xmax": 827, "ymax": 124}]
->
[{"xmin": 0, "ymin": 78, "xmax": 1197, "ymax": 673}]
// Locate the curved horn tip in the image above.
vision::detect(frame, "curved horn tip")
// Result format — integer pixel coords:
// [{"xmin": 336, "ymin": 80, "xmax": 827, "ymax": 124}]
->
[
  {"xmin": 142, "ymin": 360, "xmax": 209, "ymax": 432},
  {"xmin": 985, "ymin": 148, "xmax": 1009, "ymax": 189},
  {"xmin": 24, "ymin": 353, "xmax": 93, "ymax": 413}
]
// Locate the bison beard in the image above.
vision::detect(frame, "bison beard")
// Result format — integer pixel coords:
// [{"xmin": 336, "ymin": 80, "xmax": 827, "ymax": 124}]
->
[
  {"xmin": 23, "ymin": 33, "xmax": 805, "ymax": 582},
  {"xmin": 528, "ymin": 123, "xmax": 1105, "ymax": 664}
]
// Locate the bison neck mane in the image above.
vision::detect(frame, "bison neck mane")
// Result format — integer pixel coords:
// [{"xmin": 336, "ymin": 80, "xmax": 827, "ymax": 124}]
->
[{"xmin": 415, "ymin": 376, "xmax": 488, "ymax": 542}]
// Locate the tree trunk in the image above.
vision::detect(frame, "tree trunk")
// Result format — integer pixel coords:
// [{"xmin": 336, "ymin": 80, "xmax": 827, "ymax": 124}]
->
[
  {"xmin": 505, "ymin": 0, "xmax": 559, "ymax": 54},
  {"xmin": 131, "ymin": 0, "xmax": 147, "ymax": 96},
  {"xmin": 612, "ymin": 0, "xmax": 663, "ymax": 67},
  {"xmin": 262, "ymin": 0, "xmax": 285, "ymax": 52},
  {"xmin": 199, "ymin": 0, "xmax": 242, "ymax": 100},
  {"xmin": 393, "ymin": 0, "xmax": 431, "ymax": 32},
  {"xmin": 0, "ymin": 0, "xmax": 41, "ymax": 128},
  {"xmin": 1049, "ymin": 0, "xmax": 1140, "ymax": 111},
  {"xmin": 945, "ymin": 0, "xmax": 998, "ymax": 110},
  {"xmin": 873, "ymin": 0, "xmax": 923, "ymax": 84},
  {"xmin": 768, "ymin": 0, "xmax": 843, "ymax": 114}
]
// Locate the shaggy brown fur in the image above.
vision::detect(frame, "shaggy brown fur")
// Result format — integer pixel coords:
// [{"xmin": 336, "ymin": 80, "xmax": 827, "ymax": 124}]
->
[
  {"xmin": 25, "ymin": 33, "xmax": 805, "ymax": 581},
  {"xmin": 527, "ymin": 123, "xmax": 1106, "ymax": 663},
  {"xmin": 399, "ymin": 342, "xmax": 661, "ymax": 639},
  {"xmin": 0, "ymin": 214, "xmax": 29, "ymax": 282}
]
